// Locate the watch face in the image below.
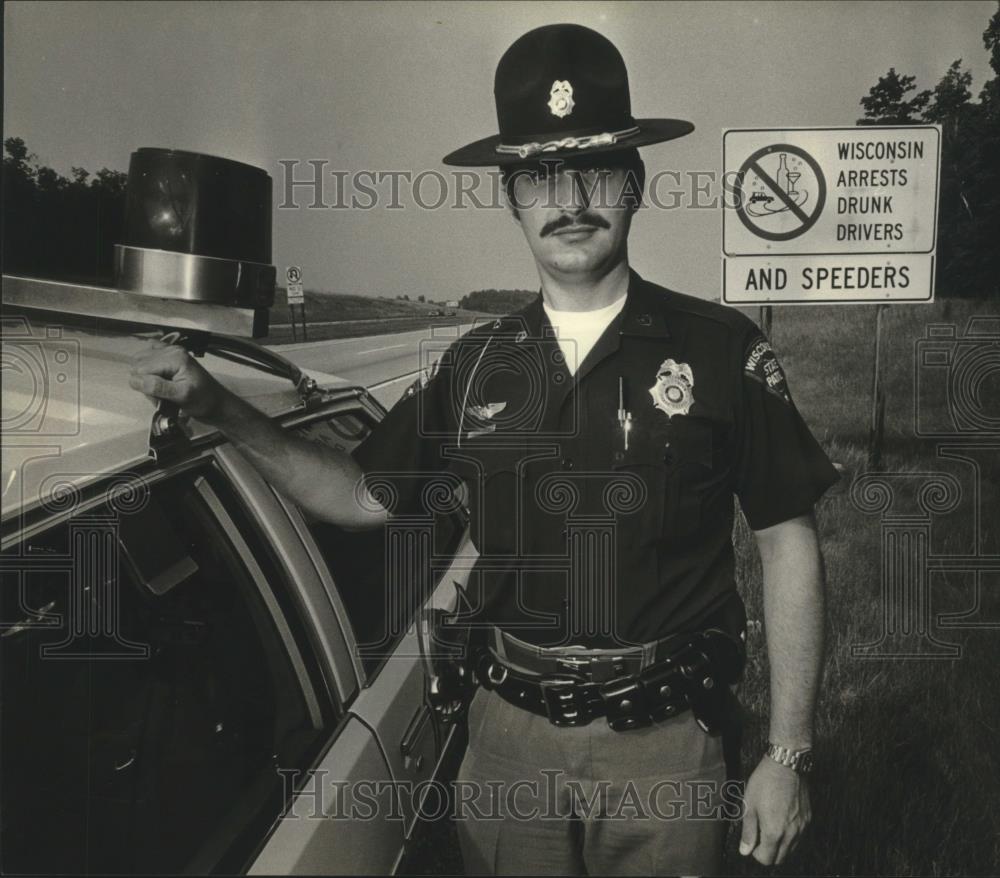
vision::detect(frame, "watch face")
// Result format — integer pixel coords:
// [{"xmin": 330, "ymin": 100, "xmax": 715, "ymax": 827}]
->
[{"xmin": 797, "ymin": 752, "xmax": 815, "ymax": 774}]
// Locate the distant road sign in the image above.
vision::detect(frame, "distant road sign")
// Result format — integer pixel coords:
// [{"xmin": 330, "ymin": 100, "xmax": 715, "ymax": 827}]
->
[
  {"xmin": 287, "ymin": 283, "xmax": 304, "ymax": 305},
  {"xmin": 286, "ymin": 265, "xmax": 302, "ymax": 285},
  {"xmin": 723, "ymin": 125, "xmax": 941, "ymax": 304}
]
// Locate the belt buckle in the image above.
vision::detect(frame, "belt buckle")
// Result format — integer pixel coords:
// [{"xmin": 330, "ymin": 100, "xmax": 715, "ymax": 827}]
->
[
  {"xmin": 539, "ymin": 675, "xmax": 589, "ymax": 727},
  {"xmin": 555, "ymin": 654, "xmax": 591, "ymax": 671},
  {"xmin": 556, "ymin": 653, "xmax": 634, "ymax": 684},
  {"xmin": 599, "ymin": 675, "xmax": 650, "ymax": 732}
]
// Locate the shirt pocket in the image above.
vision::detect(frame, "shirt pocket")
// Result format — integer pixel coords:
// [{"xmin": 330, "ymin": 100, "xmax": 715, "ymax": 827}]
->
[
  {"xmin": 610, "ymin": 437, "xmax": 668, "ymax": 547},
  {"xmin": 452, "ymin": 444, "xmax": 525, "ymax": 553},
  {"xmin": 609, "ymin": 415, "xmax": 726, "ymax": 547},
  {"xmin": 662, "ymin": 415, "xmax": 727, "ymax": 542}
]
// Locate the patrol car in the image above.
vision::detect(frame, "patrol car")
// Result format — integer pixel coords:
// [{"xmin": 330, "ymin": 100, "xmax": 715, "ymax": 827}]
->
[{"xmin": 1, "ymin": 274, "xmax": 474, "ymax": 875}]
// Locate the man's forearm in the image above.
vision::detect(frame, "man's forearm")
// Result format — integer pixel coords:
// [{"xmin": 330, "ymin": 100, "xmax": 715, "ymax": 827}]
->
[
  {"xmin": 755, "ymin": 513, "xmax": 826, "ymax": 749},
  {"xmin": 203, "ymin": 390, "xmax": 387, "ymax": 530}
]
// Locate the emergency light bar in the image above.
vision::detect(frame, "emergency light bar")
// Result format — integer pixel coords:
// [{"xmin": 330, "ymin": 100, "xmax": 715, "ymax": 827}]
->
[{"xmin": 113, "ymin": 147, "xmax": 276, "ymax": 318}]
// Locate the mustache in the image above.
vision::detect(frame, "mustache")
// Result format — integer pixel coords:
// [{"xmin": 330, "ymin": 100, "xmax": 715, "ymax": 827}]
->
[{"xmin": 540, "ymin": 213, "xmax": 611, "ymax": 238}]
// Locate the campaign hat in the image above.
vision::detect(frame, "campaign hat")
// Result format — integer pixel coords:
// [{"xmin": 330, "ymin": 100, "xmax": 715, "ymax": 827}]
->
[{"xmin": 442, "ymin": 23, "xmax": 694, "ymax": 166}]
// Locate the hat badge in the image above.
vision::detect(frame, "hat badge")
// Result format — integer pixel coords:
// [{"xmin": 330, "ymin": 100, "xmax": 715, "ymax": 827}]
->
[
  {"xmin": 548, "ymin": 80, "xmax": 575, "ymax": 118},
  {"xmin": 649, "ymin": 358, "xmax": 695, "ymax": 418}
]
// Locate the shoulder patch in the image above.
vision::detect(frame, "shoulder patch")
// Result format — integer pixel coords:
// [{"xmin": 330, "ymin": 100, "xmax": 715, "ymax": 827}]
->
[{"xmin": 743, "ymin": 334, "xmax": 792, "ymax": 404}]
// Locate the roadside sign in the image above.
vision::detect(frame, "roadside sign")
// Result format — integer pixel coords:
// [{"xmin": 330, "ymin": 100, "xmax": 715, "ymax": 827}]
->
[
  {"xmin": 284, "ymin": 267, "xmax": 307, "ymax": 340},
  {"xmin": 723, "ymin": 125, "xmax": 941, "ymax": 304}
]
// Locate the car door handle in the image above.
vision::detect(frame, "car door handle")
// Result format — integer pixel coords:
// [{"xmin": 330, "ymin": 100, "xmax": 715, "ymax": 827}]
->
[{"xmin": 400, "ymin": 704, "xmax": 432, "ymax": 761}]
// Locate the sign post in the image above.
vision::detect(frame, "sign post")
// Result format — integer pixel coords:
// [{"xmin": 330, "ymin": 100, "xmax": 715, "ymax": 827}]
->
[
  {"xmin": 723, "ymin": 125, "xmax": 941, "ymax": 470},
  {"xmin": 285, "ymin": 265, "xmax": 306, "ymax": 341},
  {"xmin": 867, "ymin": 303, "xmax": 889, "ymax": 470},
  {"xmin": 758, "ymin": 304, "xmax": 772, "ymax": 340}
]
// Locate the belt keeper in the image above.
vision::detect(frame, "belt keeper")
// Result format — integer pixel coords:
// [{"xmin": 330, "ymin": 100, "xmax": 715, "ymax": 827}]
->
[{"xmin": 600, "ymin": 676, "xmax": 650, "ymax": 731}]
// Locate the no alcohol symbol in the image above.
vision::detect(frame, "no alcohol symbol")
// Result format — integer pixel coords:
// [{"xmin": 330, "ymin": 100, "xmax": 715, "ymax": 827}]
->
[{"xmin": 734, "ymin": 144, "xmax": 826, "ymax": 241}]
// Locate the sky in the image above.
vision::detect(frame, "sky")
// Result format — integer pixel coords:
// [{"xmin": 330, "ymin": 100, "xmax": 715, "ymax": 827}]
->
[{"xmin": 4, "ymin": 0, "xmax": 996, "ymax": 301}]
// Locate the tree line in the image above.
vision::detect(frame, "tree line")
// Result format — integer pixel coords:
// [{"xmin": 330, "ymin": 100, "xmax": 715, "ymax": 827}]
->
[
  {"xmin": 856, "ymin": 3, "xmax": 999, "ymax": 298},
  {"xmin": 459, "ymin": 289, "xmax": 537, "ymax": 313},
  {"xmin": 2, "ymin": 137, "xmax": 126, "ymax": 284}
]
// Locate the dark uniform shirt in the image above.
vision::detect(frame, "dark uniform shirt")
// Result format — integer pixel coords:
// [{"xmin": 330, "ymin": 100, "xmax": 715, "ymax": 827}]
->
[{"xmin": 354, "ymin": 269, "xmax": 839, "ymax": 649}]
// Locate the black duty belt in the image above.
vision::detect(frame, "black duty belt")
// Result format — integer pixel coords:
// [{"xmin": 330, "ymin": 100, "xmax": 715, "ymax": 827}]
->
[{"xmin": 473, "ymin": 628, "xmax": 745, "ymax": 734}]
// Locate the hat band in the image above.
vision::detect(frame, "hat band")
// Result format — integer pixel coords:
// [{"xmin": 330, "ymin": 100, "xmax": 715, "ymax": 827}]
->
[{"xmin": 495, "ymin": 126, "xmax": 640, "ymax": 159}]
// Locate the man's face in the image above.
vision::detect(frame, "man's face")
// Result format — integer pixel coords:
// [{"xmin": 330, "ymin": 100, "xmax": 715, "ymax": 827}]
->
[{"xmin": 507, "ymin": 158, "xmax": 640, "ymax": 278}]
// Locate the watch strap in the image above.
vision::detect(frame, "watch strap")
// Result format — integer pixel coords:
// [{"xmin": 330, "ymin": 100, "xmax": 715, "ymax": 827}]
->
[{"xmin": 766, "ymin": 741, "xmax": 814, "ymax": 775}]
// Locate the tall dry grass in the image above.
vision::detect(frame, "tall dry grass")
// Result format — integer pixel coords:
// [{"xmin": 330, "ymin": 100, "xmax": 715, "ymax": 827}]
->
[{"xmin": 727, "ymin": 297, "xmax": 1000, "ymax": 876}]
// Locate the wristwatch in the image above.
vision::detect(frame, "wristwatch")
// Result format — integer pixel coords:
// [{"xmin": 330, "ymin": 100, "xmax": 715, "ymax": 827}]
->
[{"xmin": 765, "ymin": 742, "xmax": 815, "ymax": 776}]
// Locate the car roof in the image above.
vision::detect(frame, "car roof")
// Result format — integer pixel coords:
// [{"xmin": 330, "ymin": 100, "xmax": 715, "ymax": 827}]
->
[{"xmin": 2, "ymin": 319, "xmax": 357, "ymax": 523}]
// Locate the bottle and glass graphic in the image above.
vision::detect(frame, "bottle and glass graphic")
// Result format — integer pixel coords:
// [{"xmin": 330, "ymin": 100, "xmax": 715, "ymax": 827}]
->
[{"xmin": 748, "ymin": 152, "xmax": 807, "ymax": 217}]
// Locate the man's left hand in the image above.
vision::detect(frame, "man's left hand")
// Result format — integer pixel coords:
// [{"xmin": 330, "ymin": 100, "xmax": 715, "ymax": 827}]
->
[{"xmin": 738, "ymin": 756, "xmax": 812, "ymax": 865}]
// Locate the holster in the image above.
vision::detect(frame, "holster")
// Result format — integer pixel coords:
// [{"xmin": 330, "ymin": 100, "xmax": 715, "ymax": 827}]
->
[
  {"xmin": 423, "ymin": 604, "xmax": 488, "ymax": 725},
  {"xmin": 668, "ymin": 627, "xmax": 745, "ymax": 735}
]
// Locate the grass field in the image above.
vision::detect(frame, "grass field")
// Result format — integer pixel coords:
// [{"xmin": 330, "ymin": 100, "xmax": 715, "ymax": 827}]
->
[
  {"xmin": 260, "ymin": 287, "xmax": 489, "ymax": 344},
  {"xmin": 729, "ymin": 296, "xmax": 1000, "ymax": 876},
  {"xmin": 272, "ymin": 287, "xmax": 454, "ymax": 322},
  {"xmin": 405, "ymin": 295, "xmax": 1000, "ymax": 876}
]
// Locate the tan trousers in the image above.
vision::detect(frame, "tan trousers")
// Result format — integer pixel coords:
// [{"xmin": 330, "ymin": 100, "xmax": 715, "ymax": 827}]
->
[{"xmin": 453, "ymin": 685, "xmax": 739, "ymax": 876}]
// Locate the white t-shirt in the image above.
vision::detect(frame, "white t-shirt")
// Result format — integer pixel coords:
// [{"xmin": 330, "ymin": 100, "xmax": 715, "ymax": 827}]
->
[{"xmin": 542, "ymin": 292, "xmax": 628, "ymax": 376}]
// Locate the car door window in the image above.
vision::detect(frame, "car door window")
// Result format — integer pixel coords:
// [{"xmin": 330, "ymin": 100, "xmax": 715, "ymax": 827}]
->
[
  {"xmin": 292, "ymin": 408, "xmax": 464, "ymax": 680},
  {"xmin": 0, "ymin": 466, "xmax": 331, "ymax": 875}
]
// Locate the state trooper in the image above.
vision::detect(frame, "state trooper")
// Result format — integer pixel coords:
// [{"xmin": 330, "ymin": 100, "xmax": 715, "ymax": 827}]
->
[{"xmin": 130, "ymin": 23, "xmax": 839, "ymax": 877}]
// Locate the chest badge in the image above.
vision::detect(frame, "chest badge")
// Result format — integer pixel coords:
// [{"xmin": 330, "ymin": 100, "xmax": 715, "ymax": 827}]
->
[{"xmin": 649, "ymin": 358, "xmax": 695, "ymax": 418}]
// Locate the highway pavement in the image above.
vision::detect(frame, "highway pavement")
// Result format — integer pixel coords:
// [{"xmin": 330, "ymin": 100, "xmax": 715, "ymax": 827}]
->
[{"xmin": 269, "ymin": 322, "xmax": 478, "ymax": 409}]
